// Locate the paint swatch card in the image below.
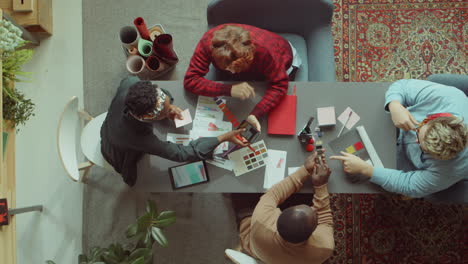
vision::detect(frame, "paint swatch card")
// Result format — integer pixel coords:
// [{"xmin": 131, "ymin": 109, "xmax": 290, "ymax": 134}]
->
[
  {"xmin": 174, "ymin": 109, "xmax": 193, "ymax": 128},
  {"xmin": 264, "ymin": 150, "xmax": 287, "ymax": 189},
  {"xmin": 228, "ymin": 140, "xmax": 269, "ymax": 176},
  {"xmin": 213, "ymin": 96, "xmax": 241, "ymax": 127},
  {"xmin": 166, "ymin": 133, "xmax": 192, "ymax": 146},
  {"xmin": 195, "ymin": 96, "xmax": 224, "ymax": 121},
  {"xmin": 338, "ymin": 107, "xmax": 360, "ymax": 129}
]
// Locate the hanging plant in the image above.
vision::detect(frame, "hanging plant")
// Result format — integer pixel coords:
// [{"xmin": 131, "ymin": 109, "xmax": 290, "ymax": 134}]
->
[{"xmin": 1, "ymin": 19, "xmax": 35, "ymax": 131}]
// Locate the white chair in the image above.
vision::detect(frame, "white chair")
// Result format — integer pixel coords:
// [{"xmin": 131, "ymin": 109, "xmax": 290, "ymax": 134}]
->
[
  {"xmin": 57, "ymin": 96, "xmax": 112, "ymax": 182},
  {"xmin": 225, "ymin": 249, "xmax": 262, "ymax": 264}
]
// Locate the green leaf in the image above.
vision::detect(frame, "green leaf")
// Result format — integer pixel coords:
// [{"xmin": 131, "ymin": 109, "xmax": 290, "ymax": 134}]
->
[
  {"xmin": 137, "ymin": 212, "xmax": 153, "ymax": 231},
  {"xmin": 128, "ymin": 248, "xmax": 151, "ymax": 261},
  {"xmin": 151, "ymin": 227, "xmax": 168, "ymax": 247},
  {"xmin": 130, "ymin": 256, "xmax": 145, "ymax": 264},
  {"xmin": 101, "ymin": 251, "xmax": 121, "ymax": 264},
  {"xmin": 126, "ymin": 222, "xmax": 139, "ymax": 238},
  {"xmin": 143, "ymin": 232, "xmax": 153, "ymax": 249},
  {"xmin": 89, "ymin": 247, "xmax": 106, "ymax": 261},
  {"xmin": 112, "ymin": 243, "xmax": 126, "ymax": 259},
  {"xmin": 154, "ymin": 211, "xmax": 176, "ymax": 228},
  {"xmin": 146, "ymin": 200, "xmax": 158, "ymax": 215},
  {"xmin": 45, "ymin": 261, "xmax": 55, "ymax": 264}
]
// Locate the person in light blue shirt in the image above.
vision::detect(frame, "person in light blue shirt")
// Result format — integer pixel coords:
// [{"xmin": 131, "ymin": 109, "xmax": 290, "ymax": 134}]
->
[{"xmin": 331, "ymin": 79, "xmax": 468, "ymax": 198}]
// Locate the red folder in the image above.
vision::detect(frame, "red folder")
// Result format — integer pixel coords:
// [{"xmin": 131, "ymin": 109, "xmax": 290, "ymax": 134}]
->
[{"xmin": 268, "ymin": 89, "xmax": 297, "ymax": 135}]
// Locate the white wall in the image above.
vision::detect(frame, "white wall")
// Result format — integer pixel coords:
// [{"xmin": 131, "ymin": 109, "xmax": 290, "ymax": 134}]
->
[{"xmin": 14, "ymin": 0, "xmax": 84, "ymax": 263}]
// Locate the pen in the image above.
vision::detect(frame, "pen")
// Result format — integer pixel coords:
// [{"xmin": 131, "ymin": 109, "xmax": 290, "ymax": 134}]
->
[
  {"xmin": 235, "ymin": 135, "xmax": 256, "ymax": 152},
  {"xmin": 337, "ymin": 111, "xmax": 353, "ymax": 138}
]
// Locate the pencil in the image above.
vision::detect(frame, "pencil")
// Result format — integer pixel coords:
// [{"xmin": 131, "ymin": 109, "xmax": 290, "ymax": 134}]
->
[{"xmin": 337, "ymin": 111, "xmax": 353, "ymax": 138}]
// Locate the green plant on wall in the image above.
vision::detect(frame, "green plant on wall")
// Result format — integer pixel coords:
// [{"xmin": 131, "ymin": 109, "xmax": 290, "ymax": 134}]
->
[
  {"xmin": 46, "ymin": 200, "xmax": 176, "ymax": 264},
  {"xmin": 1, "ymin": 19, "xmax": 35, "ymax": 131}
]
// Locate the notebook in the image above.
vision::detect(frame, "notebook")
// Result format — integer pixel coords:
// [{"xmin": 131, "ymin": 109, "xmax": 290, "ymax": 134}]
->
[{"xmin": 267, "ymin": 89, "xmax": 297, "ymax": 135}]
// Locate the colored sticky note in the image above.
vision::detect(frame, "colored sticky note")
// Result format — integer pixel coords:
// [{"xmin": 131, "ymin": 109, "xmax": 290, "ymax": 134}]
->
[
  {"xmin": 354, "ymin": 141, "xmax": 364, "ymax": 151},
  {"xmin": 346, "ymin": 145, "xmax": 356, "ymax": 154}
]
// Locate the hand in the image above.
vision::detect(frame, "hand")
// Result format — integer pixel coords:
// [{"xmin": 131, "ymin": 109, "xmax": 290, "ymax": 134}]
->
[
  {"xmin": 388, "ymin": 101, "xmax": 418, "ymax": 131},
  {"xmin": 231, "ymin": 82, "xmax": 255, "ymax": 100},
  {"xmin": 246, "ymin": 114, "xmax": 261, "ymax": 132},
  {"xmin": 217, "ymin": 129, "xmax": 249, "ymax": 147},
  {"xmin": 310, "ymin": 157, "xmax": 332, "ymax": 187},
  {"xmin": 303, "ymin": 152, "xmax": 318, "ymax": 174},
  {"xmin": 330, "ymin": 152, "xmax": 373, "ymax": 179},
  {"xmin": 167, "ymin": 105, "xmax": 183, "ymax": 120}
]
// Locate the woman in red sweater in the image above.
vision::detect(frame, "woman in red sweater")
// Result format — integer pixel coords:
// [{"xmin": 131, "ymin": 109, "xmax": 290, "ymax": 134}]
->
[{"xmin": 184, "ymin": 24, "xmax": 294, "ymax": 131}]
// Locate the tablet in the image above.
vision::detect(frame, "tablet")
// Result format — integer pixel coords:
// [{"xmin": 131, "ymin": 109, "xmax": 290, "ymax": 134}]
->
[{"xmin": 169, "ymin": 160, "xmax": 210, "ymax": 189}]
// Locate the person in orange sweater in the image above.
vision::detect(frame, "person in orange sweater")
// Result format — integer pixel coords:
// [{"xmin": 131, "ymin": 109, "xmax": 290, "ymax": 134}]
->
[{"xmin": 237, "ymin": 152, "xmax": 334, "ymax": 264}]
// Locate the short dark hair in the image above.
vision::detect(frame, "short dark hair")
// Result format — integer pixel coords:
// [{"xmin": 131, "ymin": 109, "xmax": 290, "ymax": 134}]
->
[
  {"xmin": 277, "ymin": 206, "xmax": 317, "ymax": 244},
  {"xmin": 125, "ymin": 81, "xmax": 157, "ymax": 116}
]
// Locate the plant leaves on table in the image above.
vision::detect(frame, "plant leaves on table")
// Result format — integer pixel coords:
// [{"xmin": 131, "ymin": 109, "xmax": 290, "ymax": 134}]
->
[
  {"xmin": 126, "ymin": 222, "xmax": 139, "ymax": 238},
  {"xmin": 130, "ymin": 256, "xmax": 146, "ymax": 264},
  {"xmin": 154, "ymin": 211, "xmax": 176, "ymax": 228},
  {"xmin": 146, "ymin": 200, "xmax": 158, "ymax": 216},
  {"xmin": 89, "ymin": 247, "xmax": 106, "ymax": 261},
  {"xmin": 151, "ymin": 227, "xmax": 168, "ymax": 247},
  {"xmin": 137, "ymin": 212, "xmax": 153, "ymax": 231},
  {"xmin": 101, "ymin": 250, "xmax": 121, "ymax": 264},
  {"xmin": 143, "ymin": 231, "xmax": 153, "ymax": 249},
  {"xmin": 128, "ymin": 248, "xmax": 151, "ymax": 261}
]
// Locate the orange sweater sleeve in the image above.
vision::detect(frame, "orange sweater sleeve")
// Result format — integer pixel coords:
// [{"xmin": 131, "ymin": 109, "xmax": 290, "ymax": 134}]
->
[
  {"xmin": 252, "ymin": 166, "xmax": 309, "ymax": 223},
  {"xmin": 313, "ymin": 184, "xmax": 333, "ymax": 226}
]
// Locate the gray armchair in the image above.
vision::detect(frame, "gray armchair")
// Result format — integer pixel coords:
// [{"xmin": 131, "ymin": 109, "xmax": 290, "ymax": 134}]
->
[
  {"xmin": 206, "ymin": 0, "xmax": 335, "ymax": 82},
  {"xmin": 425, "ymin": 74, "xmax": 468, "ymax": 204}
]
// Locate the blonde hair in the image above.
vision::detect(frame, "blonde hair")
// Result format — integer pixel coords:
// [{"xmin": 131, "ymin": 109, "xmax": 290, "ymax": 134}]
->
[
  {"xmin": 422, "ymin": 116, "xmax": 467, "ymax": 160},
  {"xmin": 211, "ymin": 25, "xmax": 255, "ymax": 72}
]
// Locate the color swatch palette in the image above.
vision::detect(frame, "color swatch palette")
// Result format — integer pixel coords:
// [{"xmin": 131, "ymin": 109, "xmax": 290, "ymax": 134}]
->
[
  {"xmin": 228, "ymin": 140, "xmax": 269, "ymax": 176},
  {"xmin": 330, "ymin": 128, "xmax": 373, "ymax": 165},
  {"xmin": 213, "ymin": 97, "xmax": 240, "ymax": 128}
]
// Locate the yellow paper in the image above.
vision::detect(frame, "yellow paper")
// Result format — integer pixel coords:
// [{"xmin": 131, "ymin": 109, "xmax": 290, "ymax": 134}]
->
[{"xmin": 346, "ymin": 145, "xmax": 356, "ymax": 154}]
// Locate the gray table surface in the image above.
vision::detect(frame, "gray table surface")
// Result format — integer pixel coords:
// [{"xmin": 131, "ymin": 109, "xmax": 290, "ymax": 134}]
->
[{"xmin": 135, "ymin": 81, "xmax": 396, "ymax": 193}]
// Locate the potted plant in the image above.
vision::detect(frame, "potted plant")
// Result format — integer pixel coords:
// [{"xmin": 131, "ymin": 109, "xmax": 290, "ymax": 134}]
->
[
  {"xmin": 1, "ymin": 19, "xmax": 35, "ymax": 132},
  {"xmin": 46, "ymin": 200, "xmax": 176, "ymax": 264}
]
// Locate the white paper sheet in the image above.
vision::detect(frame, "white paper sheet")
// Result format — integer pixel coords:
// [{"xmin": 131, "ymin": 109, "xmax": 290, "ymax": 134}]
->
[
  {"xmin": 174, "ymin": 109, "xmax": 193, "ymax": 128},
  {"xmin": 263, "ymin": 150, "xmax": 287, "ymax": 189},
  {"xmin": 338, "ymin": 107, "xmax": 361, "ymax": 129},
  {"xmin": 206, "ymin": 156, "xmax": 233, "ymax": 171}
]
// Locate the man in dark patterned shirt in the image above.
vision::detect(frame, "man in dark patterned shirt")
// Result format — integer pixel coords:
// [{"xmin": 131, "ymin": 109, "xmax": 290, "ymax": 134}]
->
[{"xmin": 184, "ymin": 24, "xmax": 294, "ymax": 132}]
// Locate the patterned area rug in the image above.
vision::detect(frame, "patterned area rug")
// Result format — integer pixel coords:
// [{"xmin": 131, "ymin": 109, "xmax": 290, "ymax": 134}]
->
[
  {"xmin": 332, "ymin": 0, "xmax": 468, "ymax": 82},
  {"xmin": 325, "ymin": 194, "xmax": 467, "ymax": 264}
]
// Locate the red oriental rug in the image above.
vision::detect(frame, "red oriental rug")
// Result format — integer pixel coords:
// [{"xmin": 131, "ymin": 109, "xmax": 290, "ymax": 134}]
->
[
  {"xmin": 325, "ymin": 194, "xmax": 467, "ymax": 264},
  {"xmin": 332, "ymin": 0, "xmax": 468, "ymax": 82}
]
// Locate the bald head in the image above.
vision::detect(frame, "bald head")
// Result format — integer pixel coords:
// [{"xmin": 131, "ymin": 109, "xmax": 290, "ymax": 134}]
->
[{"xmin": 277, "ymin": 205, "xmax": 318, "ymax": 244}]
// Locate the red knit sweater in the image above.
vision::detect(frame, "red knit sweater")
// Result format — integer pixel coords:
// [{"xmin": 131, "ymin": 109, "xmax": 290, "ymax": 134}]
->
[{"xmin": 184, "ymin": 23, "xmax": 293, "ymax": 118}]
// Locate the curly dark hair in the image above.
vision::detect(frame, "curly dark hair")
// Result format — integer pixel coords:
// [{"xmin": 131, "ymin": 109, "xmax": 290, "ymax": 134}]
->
[{"xmin": 125, "ymin": 81, "xmax": 158, "ymax": 116}]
